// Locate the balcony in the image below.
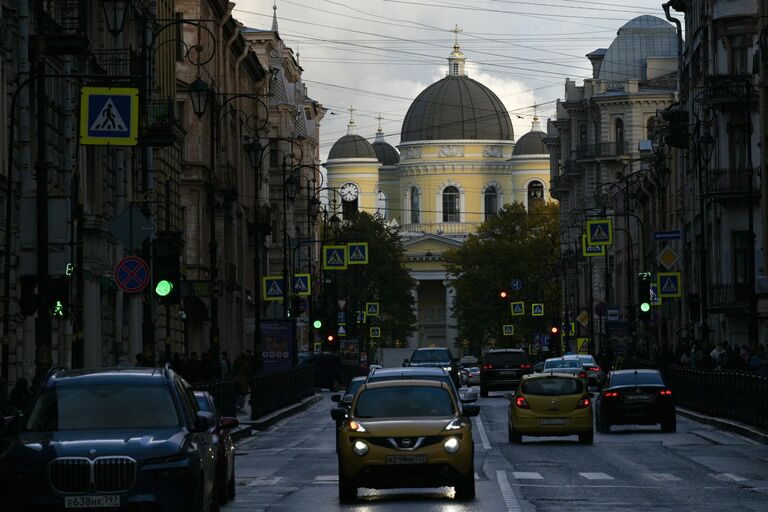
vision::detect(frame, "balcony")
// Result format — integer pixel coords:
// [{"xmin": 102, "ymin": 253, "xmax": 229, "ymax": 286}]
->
[
  {"xmin": 708, "ymin": 282, "xmax": 751, "ymax": 311},
  {"xmin": 39, "ymin": 0, "xmax": 88, "ymax": 55},
  {"xmin": 561, "ymin": 160, "xmax": 582, "ymax": 178},
  {"xmin": 701, "ymin": 75, "xmax": 755, "ymax": 108},
  {"xmin": 213, "ymin": 166, "xmax": 238, "ymax": 202},
  {"xmin": 89, "ymin": 49, "xmax": 141, "ymax": 84},
  {"xmin": 704, "ymin": 167, "xmax": 760, "ymax": 201},
  {"xmin": 139, "ymin": 100, "xmax": 177, "ymax": 147},
  {"xmin": 400, "ymin": 222, "xmax": 481, "ymax": 235},
  {"xmin": 573, "ymin": 142, "xmax": 628, "ymax": 160}
]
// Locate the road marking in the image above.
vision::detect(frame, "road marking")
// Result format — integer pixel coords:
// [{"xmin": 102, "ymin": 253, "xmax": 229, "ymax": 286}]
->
[
  {"xmin": 512, "ymin": 472, "xmax": 543, "ymax": 480},
  {"xmin": 712, "ymin": 473, "xmax": 747, "ymax": 482},
  {"xmin": 647, "ymin": 473, "xmax": 680, "ymax": 481},
  {"xmin": 246, "ymin": 476, "xmax": 283, "ymax": 486},
  {"xmin": 496, "ymin": 470, "xmax": 522, "ymax": 512},
  {"xmin": 580, "ymin": 472, "xmax": 614, "ymax": 480},
  {"xmin": 473, "ymin": 416, "xmax": 492, "ymax": 450},
  {"xmin": 314, "ymin": 475, "xmax": 339, "ymax": 484}
]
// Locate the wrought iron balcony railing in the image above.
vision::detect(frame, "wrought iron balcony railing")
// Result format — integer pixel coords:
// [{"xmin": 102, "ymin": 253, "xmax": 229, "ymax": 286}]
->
[
  {"xmin": 90, "ymin": 49, "xmax": 141, "ymax": 82},
  {"xmin": 140, "ymin": 100, "xmax": 177, "ymax": 147},
  {"xmin": 708, "ymin": 282, "xmax": 751, "ymax": 309},
  {"xmin": 701, "ymin": 74, "xmax": 756, "ymax": 107},
  {"xmin": 705, "ymin": 167, "xmax": 760, "ymax": 199},
  {"xmin": 40, "ymin": 0, "xmax": 88, "ymax": 55},
  {"xmin": 573, "ymin": 142, "xmax": 628, "ymax": 160}
]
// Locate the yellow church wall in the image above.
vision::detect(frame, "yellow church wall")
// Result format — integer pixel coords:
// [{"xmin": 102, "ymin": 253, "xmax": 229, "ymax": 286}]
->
[{"xmin": 325, "ymin": 159, "xmax": 380, "ymax": 214}]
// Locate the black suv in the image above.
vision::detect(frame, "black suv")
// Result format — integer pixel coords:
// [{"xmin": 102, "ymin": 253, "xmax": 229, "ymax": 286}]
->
[
  {"xmin": 0, "ymin": 367, "xmax": 218, "ymax": 511},
  {"xmin": 404, "ymin": 347, "xmax": 460, "ymax": 387},
  {"xmin": 479, "ymin": 348, "xmax": 533, "ymax": 397}
]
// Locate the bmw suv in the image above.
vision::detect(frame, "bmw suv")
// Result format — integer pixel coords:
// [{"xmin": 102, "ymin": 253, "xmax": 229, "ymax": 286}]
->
[{"xmin": 0, "ymin": 367, "xmax": 218, "ymax": 511}]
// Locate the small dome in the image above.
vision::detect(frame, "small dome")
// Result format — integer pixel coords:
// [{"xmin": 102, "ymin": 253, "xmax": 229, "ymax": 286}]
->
[
  {"xmin": 373, "ymin": 140, "xmax": 400, "ymax": 165},
  {"xmin": 598, "ymin": 15, "xmax": 677, "ymax": 82},
  {"xmin": 328, "ymin": 134, "xmax": 377, "ymax": 160},
  {"xmin": 513, "ymin": 131, "xmax": 548, "ymax": 156}
]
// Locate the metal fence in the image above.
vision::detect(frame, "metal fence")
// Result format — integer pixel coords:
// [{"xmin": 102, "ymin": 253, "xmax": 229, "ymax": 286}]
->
[
  {"xmin": 250, "ymin": 365, "xmax": 315, "ymax": 420},
  {"xmin": 666, "ymin": 368, "xmax": 768, "ymax": 431},
  {"xmin": 192, "ymin": 378, "xmax": 239, "ymax": 418}
]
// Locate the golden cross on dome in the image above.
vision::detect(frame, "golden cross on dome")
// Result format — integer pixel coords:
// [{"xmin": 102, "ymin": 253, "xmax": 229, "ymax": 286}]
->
[
  {"xmin": 376, "ymin": 113, "xmax": 383, "ymax": 130},
  {"xmin": 452, "ymin": 25, "xmax": 463, "ymax": 47},
  {"xmin": 347, "ymin": 105, "xmax": 356, "ymax": 123}
]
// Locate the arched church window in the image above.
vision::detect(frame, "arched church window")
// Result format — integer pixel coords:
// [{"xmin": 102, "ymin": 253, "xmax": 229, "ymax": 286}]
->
[
  {"xmin": 443, "ymin": 186, "xmax": 460, "ymax": 222},
  {"xmin": 410, "ymin": 187, "xmax": 420, "ymax": 224},
  {"xmin": 376, "ymin": 190, "xmax": 387, "ymax": 219},
  {"xmin": 528, "ymin": 181, "xmax": 544, "ymax": 208},
  {"xmin": 484, "ymin": 186, "xmax": 498, "ymax": 220}
]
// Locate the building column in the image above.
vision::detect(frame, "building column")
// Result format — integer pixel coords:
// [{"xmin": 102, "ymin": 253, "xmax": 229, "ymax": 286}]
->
[
  {"xmin": 406, "ymin": 281, "xmax": 419, "ymax": 348},
  {"xmin": 83, "ymin": 281, "xmax": 102, "ymax": 368},
  {"xmin": 443, "ymin": 279, "xmax": 458, "ymax": 350}
]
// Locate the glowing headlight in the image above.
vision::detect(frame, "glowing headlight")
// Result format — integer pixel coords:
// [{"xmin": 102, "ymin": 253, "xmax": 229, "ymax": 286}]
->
[
  {"xmin": 444, "ymin": 366, "xmax": 452, "ymax": 373},
  {"xmin": 443, "ymin": 437, "xmax": 460, "ymax": 454},
  {"xmin": 347, "ymin": 420, "xmax": 366, "ymax": 432},
  {"xmin": 352, "ymin": 440, "xmax": 369, "ymax": 456},
  {"xmin": 444, "ymin": 418, "xmax": 463, "ymax": 431}
]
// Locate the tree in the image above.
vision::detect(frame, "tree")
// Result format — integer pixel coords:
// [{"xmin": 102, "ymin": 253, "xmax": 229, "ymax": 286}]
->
[
  {"xmin": 334, "ymin": 212, "xmax": 416, "ymax": 345},
  {"xmin": 444, "ymin": 202, "xmax": 561, "ymax": 355}
]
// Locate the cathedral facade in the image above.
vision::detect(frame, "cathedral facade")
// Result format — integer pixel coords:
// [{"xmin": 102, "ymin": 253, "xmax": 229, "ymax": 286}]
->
[{"xmin": 324, "ymin": 41, "xmax": 552, "ymax": 351}]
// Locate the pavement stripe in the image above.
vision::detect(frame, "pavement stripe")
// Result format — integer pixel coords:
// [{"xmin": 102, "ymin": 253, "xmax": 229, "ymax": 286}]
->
[
  {"xmin": 580, "ymin": 472, "xmax": 614, "ymax": 480},
  {"xmin": 512, "ymin": 472, "xmax": 544, "ymax": 480},
  {"xmin": 647, "ymin": 473, "xmax": 681, "ymax": 481},
  {"xmin": 712, "ymin": 473, "xmax": 747, "ymax": 482},
  {"xmin": 473, "ymin": 415, "xmax": 492, "ymax": 450},
  {"xmin": 314, "ymin": 475, "xmax": 339, "ymax": 484},
  {"xmin": 245, "ymin": 476, "xmax": 283, "ymax": 486},
  {"xmin": 497, "ymin": 470, "xmax": 522, "ymax": 512}
]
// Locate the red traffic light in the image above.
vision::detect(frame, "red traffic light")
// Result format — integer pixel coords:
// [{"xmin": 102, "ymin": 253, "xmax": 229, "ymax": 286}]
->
[
  {"xmin": 499, "ymin": 291, "xmax": 508, "ymax": 299},
  {"xmin": 550, "ymin": 326, "xmax": 560, "ymax": 335},
  {"xmin": 326, "ymin": 333, "xmax": 335, "ymax": 343}
]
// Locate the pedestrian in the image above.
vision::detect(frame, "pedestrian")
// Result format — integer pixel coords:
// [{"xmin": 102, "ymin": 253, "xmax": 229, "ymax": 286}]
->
[
  {"xmin": 220, "ymin": 351, "xmax": 231, "ymax": 379},
  {"xmin": 9, "ymin": 378, "xmax": 31, "ymax": 412},
  {"xmin": 232, "ymin": 353, "xmax": 251, "ymax": 411}
]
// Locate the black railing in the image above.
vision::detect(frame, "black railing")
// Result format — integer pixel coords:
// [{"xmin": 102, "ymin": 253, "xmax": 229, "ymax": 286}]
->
[
  {"xmin": 708, "ymin": 282, "xmax": 751, "ymax": 309},
  {"xmin": 90, "ymin": 49, "xmax": 141, "ymax": 81},
  {"xmin": 701, "ymin": 74, "xmax": 754, "ymax": 106},
  {"xmin": 705, "ymin": 167, "xmax": 760, "ymax": 198},
  {"xmin": 140, "ymin": 100, "xmax": 177, "ymax": 147},
  {"xmin": 666, "ymin": 368, "xmax": 768, "ymax": 430},
  {"xmin": 574, "ymin": 142, "xmax": 627, "ymax": 160},
  {"xmin": 193, "ymin": 378, "xmax": 239, "ymax": 418},
  {"xmin": 250, "ymin": 365, "xmax": 315, "ymax": 420}
]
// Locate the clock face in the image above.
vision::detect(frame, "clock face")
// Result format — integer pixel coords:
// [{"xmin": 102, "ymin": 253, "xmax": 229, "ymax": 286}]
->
[{"xmin": 340, "ymin": 183, "xmax": 359, "ymax": 202}]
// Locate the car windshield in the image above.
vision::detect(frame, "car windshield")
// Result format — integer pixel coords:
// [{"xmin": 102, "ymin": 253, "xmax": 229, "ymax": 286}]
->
[
  {"xmin": 410, "ymin": 350, "xmax": 452, "ymax": 363},
  {"xmin": 522, "ymin": 377, "xmax": 584, "ymax": 396},
  {"xmin": 485, "ymin": 352, "xmax": 528, "ymax": 365},
  {"xmin": 544, "ymin": 359, "xmax": 581, "ymax": 369},
  {"xmin": 354, "ymin": 386, "xmax": 455, "ymax": 418},
  {"xmin": 610, "ymin": 371, "xmax": 664, "ymax": 387},
  {"xmin": 578, "ymin": 356, "xmax": 597, "ymax": 365},
  {"xmin": 346, "ymin": 379, "xmax": 365, "ymax": 397},
  {"xmin": 26, "ymin": 384, "xmax": 180, "ymax": 431}
]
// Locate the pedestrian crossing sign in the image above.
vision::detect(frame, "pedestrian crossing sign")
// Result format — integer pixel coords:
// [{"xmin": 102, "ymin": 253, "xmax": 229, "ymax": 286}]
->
[
  {"xmin": 370, "ymin": 326, "xmax": 381, "ymax": 338},
  {"xmin": 510, "ymin": 301, "xmax": 525, "ymax": 316},
  {"xmin": 292, "ymin": 274, "xmax": 311, "ymax": 296},
  {"xmin": 532, "ymin": 303, "xmax": 544, "ymax": 316},
  {"xmin": 366, "ymin": 302, "xmax": 380, "ymax": 316},
  {"xmin": 582, "ymin": 235, "xmax": 606, "ymax": 257},
  {"xmin": 338, "ymin": 324, "xmax": 347, "ymax": 337},
  {"xmin": 503, "ymin": 325, "xmax": 514, "ymax": 336},
  {"xmin": 347, "ymin": 242, "xmax": 369, "ymax": 265},
  {"xmin": 262, "ymin": 276, "xmax": 285, "ymax": 301},
  {"xmin": 323, "ymin": 245, "xmax": 348, "ymax": 270},
  {"xmin": 80, "ymin": 87, "xmax": 139, "ymax": 146},
  {"xmin": 657, "ymin": 271, "xmax": 682, "ymax": 298},
  {"xmin": 586, "ymin": 219, "xmax": 613, "ymax": 246},
  {"xmin": 577, "ymin": 337, "xmax": 590, "ymax": 354}
]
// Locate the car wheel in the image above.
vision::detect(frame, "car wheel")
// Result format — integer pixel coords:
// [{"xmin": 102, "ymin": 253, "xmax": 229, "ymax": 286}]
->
[
  {"xmin": 661, "ymin": 415, "xmax": 677, "ymax": 433},
  {"xmin": 338, "ymin": 466, "xmax": 356, "ymax": 503},
  {"xmin": 509, "ymin": 425, "xmax": 522, "ymax": 444},
  {"xmin": 454, "ymin": 466, "xmax": 475, "ymax": 500},
  {"xmin": 227, "ymin": 465, "xmax": 236, "ymax": 501},
  {"xmin": 579, "ymin": 430, "xmax": 594, "ymax": 444},
  {"xmin": 596, "ymin": 414, "xmax": 610, "ymax": 434},
  {"xmin": 480, "ymin": 387, "xmax": 488, "ymax": 398},
  {"xmin": 330, "ymin": 379, "xmax": 341, "ymax": 392}
]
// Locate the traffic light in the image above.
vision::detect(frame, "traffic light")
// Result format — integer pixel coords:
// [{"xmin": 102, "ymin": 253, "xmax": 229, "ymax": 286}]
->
[
  {"xmin": 49, "ymin": 278, "xmax": 71, "ymax": 318},
  {"xmin": 313, "ymin": 319, "xmax": 323, "ymax": 329},
  {"xmin": 637, "ymin": 273, "xmax": 652, "ymax": 322},
  {"xmin": 550, "ymin": 325, "xmax": 560, "ymax": 336},
  {"xmin": 661, "ymin": 108, "xmax": 689, "ymax": 149},
  {"xmin": 153, "ymin": 232, "xmax": 182, "ymax": 304},
  {"xmin": 499, "ymin": 290, "xmax": 508, "ymax": 299}
]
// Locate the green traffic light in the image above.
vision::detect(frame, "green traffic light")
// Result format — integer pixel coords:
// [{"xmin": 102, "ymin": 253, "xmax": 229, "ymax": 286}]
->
[
  {"xmin": 640, "ymin": 302, "xmax": 651, "ymax": 313},
  {"xmin": 313, "ymin": 319, "xmax": 322, "ymax": 329},
  {"xmin": 155, "ymin": 280, "xmax": 174, "ymax": 297}
]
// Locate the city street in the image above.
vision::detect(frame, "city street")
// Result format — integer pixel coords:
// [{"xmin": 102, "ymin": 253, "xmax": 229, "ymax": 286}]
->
[{"xmin": 224, "ymin": 389, "xmax": 768, "ymax": 512}]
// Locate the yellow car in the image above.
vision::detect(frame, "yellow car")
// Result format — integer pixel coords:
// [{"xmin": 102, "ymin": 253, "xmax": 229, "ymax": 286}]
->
[
  {"xmin": 506, "ymin": 372, "xmax": 593, "ymax": 444},
  {"xmin": 331, "ymin": 379, "xmax": 479, "ymax": 503}
]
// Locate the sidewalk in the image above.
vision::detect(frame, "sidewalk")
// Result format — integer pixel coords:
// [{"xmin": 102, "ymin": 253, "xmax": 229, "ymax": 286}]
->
[
  {"xmin": 677, "ymin": 407, "xmax": 768, "ymax": 444},
  {"xmin": 229, "ymin": 393, "xmax": 324, "ymax": 441}
]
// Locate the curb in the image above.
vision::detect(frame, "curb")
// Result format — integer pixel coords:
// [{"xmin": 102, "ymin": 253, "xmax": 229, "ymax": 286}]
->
[
  {"xmin": 231, "ymin": 395, "xmax": 324, "ymax": 439},
  {"xmin": 677, "ymin": 407, "xmax": 768, "ymax": 444}
]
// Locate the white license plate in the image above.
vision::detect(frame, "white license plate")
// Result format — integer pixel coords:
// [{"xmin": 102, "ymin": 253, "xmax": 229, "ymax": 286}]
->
[
  {"xmin": 65, "ymin": 495, "xmax": 120, "ymax": 508},
  {"xmin": 539, "ymin": 418, "xmax": 567, "ymax": 425},
  {"xmin": 499, "ymin": 370, "xmax": 517, "ymax": 376},
  {"xmin": 386, "ymin": 455, "xmax": 427, "ymax": 465},
  {"xmin": 625, "ymin": 394, "xmax": 653, "ymax": 403}
]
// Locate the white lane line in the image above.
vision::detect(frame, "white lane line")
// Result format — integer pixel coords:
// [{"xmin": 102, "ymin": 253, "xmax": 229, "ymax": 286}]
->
[
  {"xmin": 712, "ymin": 473, "xmax": 747, "ymax": 482},
  {"xmin": 580, "ymin": 472, "xmax": 614, "ymax": 480},
  {"xmin": 314, "ymin": 475, "xmax": 339, "ymax": 484},
  {"xmin": 473, "ymin": 416, "xmax": 492, "ymax": 450},
  {"xmin": 512, "ymin": 472, "xmax": 543, "ymax": 480},
  {"xmin": 647, "ymin": 473, "xmax": 681, "ymax": 481},
  {"xmin": 246, "ymin": 476, "xmax": 283, "ymax": 486},
  {"xmin": 496, "ymin": 470, "xmax": 522, "ymax": 512}
]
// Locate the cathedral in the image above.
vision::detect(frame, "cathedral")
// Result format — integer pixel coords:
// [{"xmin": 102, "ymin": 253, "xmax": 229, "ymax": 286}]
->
[{"xmin": 324, "ymin": 39, "xmax": 552, "ymax": 350}]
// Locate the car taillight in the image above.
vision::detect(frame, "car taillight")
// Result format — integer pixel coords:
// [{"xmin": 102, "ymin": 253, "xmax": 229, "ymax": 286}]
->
[
  {"xmin": 515, "ymin": 396, "xmax": 530, "ymax": 409},
  {"xmin": 603, "ymin": 391, "xmax": 620, "ymax": 398},
  {"xmin": 576, "ymin": 396, "xmax": 591, "ymax": 408},
  {"xmin": 482, "ymin": 364, "xmax": 494, "ymax": 371},
  {"xmin": 658, "ymin": 389, "xmax": 673, "ymax": 396},
  {"xmin": 578, "ymin": 371, "xmax": 587, "ymax": 379},
  {"xmin": 520, "ymin": 363, "xmax": 532, "ymax": 369},
  {"xmin": 589, "ymin": 367, "xmax": 600, "ymax": 372}
]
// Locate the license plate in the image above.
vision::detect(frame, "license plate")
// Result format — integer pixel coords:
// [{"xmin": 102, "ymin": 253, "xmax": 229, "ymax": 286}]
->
[
  {"xmin": 386, "ymin": 455, "xmax": 427, "ymax": 465},
  {"xmin": 65, "ymin": 496, "xmax": 120, "ymax": 508},
  {"xmin": 499, "ymin": 370, "xmax": 517, "ymax": 376},
  {"xmin": 539, "ymin": 418, "xmax": 567, "ymax": 425},
  {"xmin": 625, "ymin": 394, "xmax": 653, "ymax": 403}
]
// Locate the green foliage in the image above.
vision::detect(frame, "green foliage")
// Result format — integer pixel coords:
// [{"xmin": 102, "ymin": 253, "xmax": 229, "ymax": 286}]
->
[
  {"xmin": 334, "ymin": 212, "xmax": 416, "ymax": 344},
  {"xmin": 444, "ymin": 202, "xmax": 561, "ymax": 355}
]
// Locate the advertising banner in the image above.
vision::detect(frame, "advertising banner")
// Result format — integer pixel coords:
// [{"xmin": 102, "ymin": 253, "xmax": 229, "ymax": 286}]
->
[{"xmin": 261, "ymin": 319, "xmax": 294, "ymax": 374}]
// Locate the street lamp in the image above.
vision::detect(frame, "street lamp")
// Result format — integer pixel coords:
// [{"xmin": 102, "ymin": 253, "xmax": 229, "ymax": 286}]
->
[
  {"xmin": 101, "ymin": 0, "xmax": 129, "ymax": 37},
  {"xmin": 189, "ymin": 76, "xmax": 211, "ymax": 118}
]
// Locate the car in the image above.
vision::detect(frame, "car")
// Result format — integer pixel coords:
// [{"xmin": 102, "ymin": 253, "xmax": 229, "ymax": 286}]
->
[
  {"xmin": 366, "ymin": 366, "xmax": 478, "ymax": 406},
  {"xmin": 331, "ymin": 376, "xmax": 367, "ymax": 409},
  {"xmin": 404, "ymin": 347, "xmax": 460, "ymax": 387},
  {"xmin": 459, "ymin": 367, "xmax": 470, "ymax": 386},
  {"xmin": 541, "ymin": 356, "xmax": 588, "ymax": 385},
  {"xmin": 0, "ymin": 366, "xmax": 218, "ymax": 512},
  {"xmin": 506, "ymin": 373, "xmax": 594, "ymax": 444},
  {"xmin": 467, "ymin": 367, "xmax": 480, "ymax": 386},
  {"xmin": 596, "ymin": 369, "xmax": 676, "ymax": 433},
  {"xmin": 479, "ymin": 348, "xmax": 533, "ymax": 397},
  {"xmin": 331, "ymin": 379, "xmax": 479, "ymax": 503},
  {"xmin": 300, "ymin": 352, "xmax": 365, "ymax": 391},
  {"xmin": 194, "ymin": 390, "xmax": 240, "ymax": 505},
  {"xmin": 568, "ymin": 354, "xmax": 603, "ymax": 388}
]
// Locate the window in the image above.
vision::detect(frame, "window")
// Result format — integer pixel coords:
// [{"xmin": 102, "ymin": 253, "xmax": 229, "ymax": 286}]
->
[
  {"xmin": 410, "ymin": 187, "xmax": 420, "ymax": 224},
  {"xmin": 732, "ymin": 231, "xmax": 750, "ymax": 284},
  {"xmin": 528, "ymin": 181, "xmax": 544, "ymax": 207},
  {"xmin": 522, "ymin": 377, "xmax": 584, "ymax": 396},
  {"xmin": 453, "ymin": 62, "xmax": 459, "ymax": 75},
  {"xmin": 579, "ymin": 125, "xmax": 587, "ymax": 149},
  {"xmin": 269, "ymin": 147, "xmax": 278, "ymax": 168},
  {"xmin": 376, "ymin": 190, "xmax": 387, "ymax": 219},
  {"xmin": 484, "ymin": 186, "xmax": 498, "ymax": 220},
  {"xmin": 442, "ymin": 186, "xmax": 460, "ymax": 222},
  {"xmin": 646, "ymin": 116, "xmax": 660, "ymax": 139},
  {"xmin": 728, "ymin": 120, "xmax": 747, "ymax": 170},
  {"xmin": 614, "ymin": 118, "xmax": 624, "ymax": 152}
]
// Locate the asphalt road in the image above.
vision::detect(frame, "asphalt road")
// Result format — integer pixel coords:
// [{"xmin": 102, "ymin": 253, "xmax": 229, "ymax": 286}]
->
[{"xmin": 223, "ymin": 388, "xmax": 768, "ymax": 511}]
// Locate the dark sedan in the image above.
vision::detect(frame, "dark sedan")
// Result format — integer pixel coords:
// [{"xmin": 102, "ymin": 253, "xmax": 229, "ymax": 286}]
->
[
  {"xmin": 596, "ymin": 369, "xmax": 676, "ymax": 433},
  {"xmin": 194, "ymin": 391, "xmax": 240, "ymax": 505}
]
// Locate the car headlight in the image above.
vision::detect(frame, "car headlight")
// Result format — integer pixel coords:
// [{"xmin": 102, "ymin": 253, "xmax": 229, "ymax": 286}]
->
[
  {"xmin": 443, "ymin": 418, "xmax": 463, "ymax": 431},
  {"xmin": 352, "ymin": 440, "xmax": 369, "ymax": 456},
  {"xmin": 444, "ymin": 366, "xmax": 452, "ymax": 373},
  {"xmin": 347, "ymin": 420, "xmax": 367, "ymax": 432},
  {"xmin": 443, "ymin": 437, "xmax": 460, "ymax": 454}
]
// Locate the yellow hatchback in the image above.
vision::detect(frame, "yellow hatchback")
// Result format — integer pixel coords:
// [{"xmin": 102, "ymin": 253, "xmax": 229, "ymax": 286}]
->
[
  {"xmin": 331, "ymin": 379, "xmax": 479, "ymax": 503},
  {"xmin": 506, "ymin": 373, "xmax": 593, "ymax": 444}
]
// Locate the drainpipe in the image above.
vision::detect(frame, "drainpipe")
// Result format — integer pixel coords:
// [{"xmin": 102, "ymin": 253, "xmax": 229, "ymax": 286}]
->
[{"xmin": 662, "ymin": 2, "xmax": 683, "ymax": 95}]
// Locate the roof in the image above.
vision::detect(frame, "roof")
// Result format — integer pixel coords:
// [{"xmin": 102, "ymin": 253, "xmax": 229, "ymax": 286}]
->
[
  {"xmin": 522, "ymin": 372, "xmax": 581, "ymax": 381},
  {"xmin": 597, "ymin": 15, "xmax": 677, "ymax": 82},
  {"xmin": 328, "ymin": 134, "xmax": 377, "ymax": 160},
  {"xmin": 372, "ymin": 140, "xmax": 400, "ymax": 165},
  {"xmin": 401, "ymin": 75, "xmax": 514, "ymax": 142},
  {"xmin": 361, "ymin": 379, "xmax": 448, "ymax": 390},
  {"xmin": 610, "ymin": 368, "xmax": 661, "ymax": 374},
  {"xmin": 370, "ymin": 367, "xmax": 448, "ymax": 378},
  {"xmin": 513, "ymin": 130, "xmax": 548, "ymax": 156},
  {"xmin": 50, "ymin": 367, "xmax": 168, "ymax": 386}
]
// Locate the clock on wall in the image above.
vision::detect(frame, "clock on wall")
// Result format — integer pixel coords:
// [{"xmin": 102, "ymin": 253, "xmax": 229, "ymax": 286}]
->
[{"xmin": 340, "ymin": 182, "xmax": 359, "ymax": 202}]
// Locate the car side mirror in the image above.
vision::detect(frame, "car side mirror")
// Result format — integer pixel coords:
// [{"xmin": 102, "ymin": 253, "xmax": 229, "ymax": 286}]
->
[
  {"xmin": 462, "ymin": 404, "xmax": 480, "ymax": 417},
  {"xmin": 194, "ymin": 411, "xmax": 215, "ymax": 433},
  {"xmin": 330, "ymin": 394, "xmax": 341, "ymax": 403},
  {"xmin": 221, "ymin": 417, "xmax": 239, "ymax": 430},
  {"xmin": 403, "ymin": 359, "xmax": 410, "ymax": 366},
  {"xmin": 460, "ymin": 391, "xmax": 478, "ymax": 404},
  {"xmin": 330, "ymin": 407, "xmax": 347, "ymax": 422},
  {"xmin": 342, "ymin": 395, "xmax": 353, "ymax": 406},
  {"xmin": 503, "ymin": 393, "xmax": 514, "ymax": 401}
]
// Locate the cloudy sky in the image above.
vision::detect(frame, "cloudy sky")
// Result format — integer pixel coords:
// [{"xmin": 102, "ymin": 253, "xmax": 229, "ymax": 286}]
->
[{"xmin": 232, "ymin": 0, "xmax": 681, "ymax": 161}]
